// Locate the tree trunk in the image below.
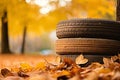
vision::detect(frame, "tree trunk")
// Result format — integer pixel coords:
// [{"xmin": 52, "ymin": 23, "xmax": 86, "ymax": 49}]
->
[
  {"xmin": 21, "ymin": 26, "xmax": 27, "ymax": 54},
  {"xmin": 117, "ymin": 0, "xmax": 120, "ymax": 21},
  {"xmin": 1, "ymin": 10, "xmax": 11, "ymax": 54}
]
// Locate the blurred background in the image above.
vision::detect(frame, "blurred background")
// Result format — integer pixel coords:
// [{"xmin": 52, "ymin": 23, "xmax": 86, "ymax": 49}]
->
[{"xmin": 0, "ymin": 0, "xmax": 116, "ymax": 55}]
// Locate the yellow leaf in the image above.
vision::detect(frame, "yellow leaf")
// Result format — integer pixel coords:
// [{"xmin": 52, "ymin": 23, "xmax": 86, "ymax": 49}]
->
[
  {"xmin": 98, "ymin": 68, "xmax": 111, "ymax": 74},
  {"xmin": 20, "ymin": 63, "xmax": 32, "ymax": 72},
  {"xmin": 34, "ymin": 62, "xmax": 46, "ymax": 70},
  {"xmin": 60, "ymin": 70, "xmax": 71, "ymax": 76}
]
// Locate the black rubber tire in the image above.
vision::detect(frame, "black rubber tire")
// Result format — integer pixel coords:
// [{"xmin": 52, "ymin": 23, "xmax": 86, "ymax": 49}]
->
[
  {"xmin": 56, "ymin": 19, "xmax": 120, "ymax": 40},
  {"xmin": 56, "ymin": 38, "xmax": 120, "ymax": 55}
]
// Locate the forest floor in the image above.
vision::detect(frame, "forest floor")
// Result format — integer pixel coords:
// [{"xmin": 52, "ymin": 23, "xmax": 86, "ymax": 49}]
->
[{"xmin": 0, "ymin": 54, "xmax": 58, "ymax": 69}]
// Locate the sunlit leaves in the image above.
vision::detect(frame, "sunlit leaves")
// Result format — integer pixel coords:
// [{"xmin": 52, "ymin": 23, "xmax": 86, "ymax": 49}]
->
[
  {"xmin": 20, "ymin": 63, "xmax": 33, "ymax": 72},
  {"xmin": 34, "ymin": 62, "xmax": 47, "ymax": 70},
  {"xmin": 0, "ymin": 54, "xmax": 120, "ymax": 79}
]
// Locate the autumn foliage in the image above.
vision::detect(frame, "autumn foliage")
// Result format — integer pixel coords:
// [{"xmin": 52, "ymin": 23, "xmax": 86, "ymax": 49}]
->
[
  {"xmin": 0, "ymin": 54, "xmax": 120, "ymax": 80},
  {"xmin": 0, "ymin": 0, "xmax": 116, "ymax": 36}
]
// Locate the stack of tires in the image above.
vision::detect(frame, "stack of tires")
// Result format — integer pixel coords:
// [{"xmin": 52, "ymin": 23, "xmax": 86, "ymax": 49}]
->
[{"xmin": 56, "ymin": 19, "xmax": 120, "ymax": 63}]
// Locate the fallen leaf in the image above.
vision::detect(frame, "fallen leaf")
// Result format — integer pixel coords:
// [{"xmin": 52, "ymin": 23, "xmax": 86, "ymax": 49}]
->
[
  {"xmin": 1, "ymin": 68, "xmax": 14, "ymax": 77},
  {"xmin": 75, "ymin": 54, "xmax": 88, "ymax": 65}
]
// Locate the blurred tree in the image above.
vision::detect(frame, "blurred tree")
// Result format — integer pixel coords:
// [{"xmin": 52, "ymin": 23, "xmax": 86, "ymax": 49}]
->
[
  {"xmin": 21, "ymin": 26, "xmax": 27, "ymax": 54},
  {"xmin": 1, "ymin": 10, "xmax": 11, "ymax": 53},
  {"xmin": 117, "ymin": 0, "xmax": 120, "ymax": 20},
  {"xmin": 0, "ymin": 0, "xmax": 40, "ymax": 53}
]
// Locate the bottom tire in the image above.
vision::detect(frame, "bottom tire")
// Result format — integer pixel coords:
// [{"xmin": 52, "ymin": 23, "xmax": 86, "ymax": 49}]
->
[
  {"xmin": 56, "ymin": 38, "xmax": 120, "ymax": 55},
  {"xmin": 60, "ymin": 54, "xmax": 116, "ymax": 66}
]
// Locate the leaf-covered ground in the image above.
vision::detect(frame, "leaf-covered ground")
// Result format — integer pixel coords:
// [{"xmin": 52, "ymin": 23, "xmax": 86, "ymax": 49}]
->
[{"xmin": 0, "ymin": 54, "xmax": 120, "ymax": 80}]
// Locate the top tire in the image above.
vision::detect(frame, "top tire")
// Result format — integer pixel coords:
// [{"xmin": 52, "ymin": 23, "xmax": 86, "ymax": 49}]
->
[{"xmin": 56, "ymin": 19, "xmax": 120, "ymax": 40}]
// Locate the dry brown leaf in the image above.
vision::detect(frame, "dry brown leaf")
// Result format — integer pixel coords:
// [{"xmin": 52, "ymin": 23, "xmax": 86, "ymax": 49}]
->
[
  {"xmin": 63, "ymin": 58, "xmax": 75, "ymax": 66},
  {"xmin": 111, "ymin": 55, "xmax": 118, "ymax": 62},
  {"xmin": 0, "ymin": 54, "xmax": 120, "ymax": 80},
  {"xmin": 1, "ymin": 68, "xmax": 14, "ymax": 77},
  {"xmin": 98, "ymin": 73, "xmax": 113, "ymax": 80},
  {"xmin": 103, "ymin": 57, "xmax": 111, "ymax": 68},
  {"xmin": 75, "ymin": 54, "xmax": 88, "ymax": 65},
  {"xmin": 50, "ymin": 56, "xmax": 61, "ymax": 65},
  {"xmin": 18, "ymin": 71, "xmax": 29, "ymax": 78},
  {"xmin": 55, "ymin": 56, "xmax": 61, "ymax": 65},
  {"xmin": 87, "ymin": 62, "xmax": 102, "ymax": 69},
  {"xmin": 112, "ymin": 71, "xmax": 120, "ymax": 80},
  {"xmin": 84, "ymin": 71, "xmax": 98, "ymax": 80}
]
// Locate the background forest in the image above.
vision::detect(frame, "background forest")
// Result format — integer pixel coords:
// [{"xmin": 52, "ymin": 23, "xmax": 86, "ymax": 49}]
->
[{"xmin": 0, "ymin": 0, "xmax": 116, "ymax": 54}]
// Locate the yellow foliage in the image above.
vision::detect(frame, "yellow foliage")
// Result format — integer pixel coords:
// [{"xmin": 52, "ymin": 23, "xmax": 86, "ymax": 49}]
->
[
  {"xmin": 98, "ymin": 68, "xmax": 111, "ymax": 74},
  {"xmin": 20, "ymin": 63, "xmax": 33, "ymax": 72},
  {"xmin": 60, "ymin": 70, "xmax": 71, "ymax": 76},
  {"xmin": 34, "ymin": 62, "xmax": 46, "ymax": 71},
  {"xmin": 11, "ymin": 67, "xmax": 20, "ymax": 72},
  {"xmin": 0, "ymin": 0, "xmax": 116, "ymax": 37}
]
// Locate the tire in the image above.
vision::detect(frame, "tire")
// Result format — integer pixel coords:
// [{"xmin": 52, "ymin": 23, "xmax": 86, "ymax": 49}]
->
[
  {"xmin": 60, "ymin": 54, "xmax": 115, "ymax": 66},
  {"xmin": 56, "ymin": 19, "xmax": 120, "ymax": 40},
  {"xmin": 56, "ymin": 38, "xmax": 120, "ymax": 55}
]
